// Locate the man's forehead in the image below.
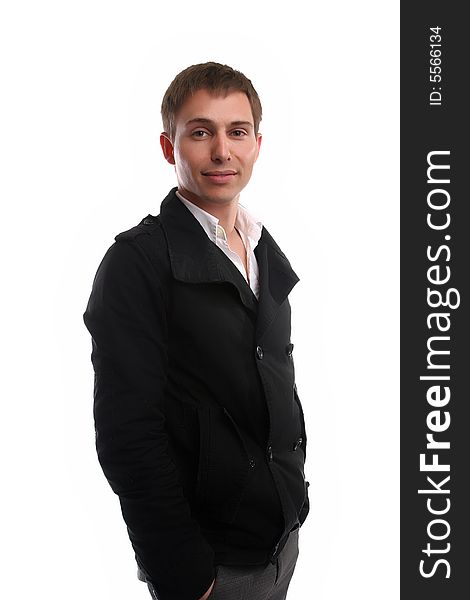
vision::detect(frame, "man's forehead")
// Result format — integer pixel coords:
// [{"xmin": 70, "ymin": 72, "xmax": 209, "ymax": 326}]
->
[
  {"xmin": 176, "ymin": 89, "xmax": 254, "ymax": 126},
  {"xmin": 184, "ymin": 117, "xmax": 254, "ymax": 129}
]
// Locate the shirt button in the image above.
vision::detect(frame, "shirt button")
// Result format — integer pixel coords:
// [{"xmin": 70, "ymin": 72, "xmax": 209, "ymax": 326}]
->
[{"xmin": 256, "ymin": 346, "xmax": 264, "ymax": 360}]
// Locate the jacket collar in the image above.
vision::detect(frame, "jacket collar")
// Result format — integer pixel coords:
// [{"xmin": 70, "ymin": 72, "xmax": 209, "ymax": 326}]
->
[
  {"xmin": 158, "ymin": 188, "xmax": 299, "ymax": 337},
  {"xmin": 254, "ymin": 228, "xmax": 299, "ymax": 338}
]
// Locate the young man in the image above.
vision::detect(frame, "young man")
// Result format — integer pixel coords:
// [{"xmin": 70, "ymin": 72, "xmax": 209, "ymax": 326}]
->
[{"xmin": 83, "ymin": 62, "xmax": 309, "ymax": 600}]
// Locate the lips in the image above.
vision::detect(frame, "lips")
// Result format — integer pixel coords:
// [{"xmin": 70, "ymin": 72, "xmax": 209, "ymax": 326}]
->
[{"xmin": 202, "ymin": 170, "xmax": 237, "ymax": 183}]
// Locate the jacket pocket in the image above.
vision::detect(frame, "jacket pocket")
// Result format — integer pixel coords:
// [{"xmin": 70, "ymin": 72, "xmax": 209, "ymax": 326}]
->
[
  {"xmin": 299, "ymin": 480, "xmax": 310, "ymax": 526},
  {"xmin": 196, "ymin": 405, "xmax": 250, "ymax": 523},
  {"xmin": 293, "ymin": 384, "xmax": 307, "ymax": 457}
]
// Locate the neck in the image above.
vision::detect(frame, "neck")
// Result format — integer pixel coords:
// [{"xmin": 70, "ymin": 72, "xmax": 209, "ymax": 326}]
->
[
  {"xmin": 178, "ymin": 188, "xmax": 239, "ymax": 234},
  {"xmin": 209, "ymin": 201, "xmax": 239, "ymax": 234}
]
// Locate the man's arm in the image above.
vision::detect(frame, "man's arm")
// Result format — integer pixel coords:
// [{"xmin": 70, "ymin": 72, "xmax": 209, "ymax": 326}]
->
[{"xmin": 83, "ymin": 239, "xmax": 215, "ymax": 600}]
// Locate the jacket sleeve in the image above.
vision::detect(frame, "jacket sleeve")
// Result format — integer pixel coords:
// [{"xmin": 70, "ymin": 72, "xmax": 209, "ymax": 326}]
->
[{"xmin": 83, "ymin": 239, "xmax": 215, "ymax": 600}]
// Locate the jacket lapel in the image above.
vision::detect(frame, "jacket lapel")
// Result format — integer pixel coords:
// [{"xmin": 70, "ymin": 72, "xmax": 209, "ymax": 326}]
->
[
  {"xmin": 159, "ymin": 188, "xmax": 258, "ymax": 314},
  {"xmin": 158, "ymin": 188, "xmax": 299, "ymax": 329},
  {"xmin": 255, "ymin": 228, "xmax": 300, "ymax": 340}
]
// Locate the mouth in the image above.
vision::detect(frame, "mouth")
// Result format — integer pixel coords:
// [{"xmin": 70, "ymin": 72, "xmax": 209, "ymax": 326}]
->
[{"xmin": 202, "ymin": 170, "xmax": 237, "ymax": 184}]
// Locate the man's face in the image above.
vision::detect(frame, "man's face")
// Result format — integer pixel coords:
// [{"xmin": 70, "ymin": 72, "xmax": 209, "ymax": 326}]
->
[{"xmin": 161, "ymin": 88, "xmax": 262, "ymax": 208}]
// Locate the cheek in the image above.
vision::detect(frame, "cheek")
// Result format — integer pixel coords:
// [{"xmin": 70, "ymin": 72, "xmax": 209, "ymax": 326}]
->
[
  {"xmin": 244, "ymin": 145, "xmax": 259, "ymax": 165},
  {"xmin": 177, "ymin": 148, "xmax": 201, "ymax": 173},
  {"xmin": 175, "ymin": 154, "xmax": 196, "ymax": 179},
  {"xmin": 242, "ymin": 152, "xmax": 257, "ymax": 175}
]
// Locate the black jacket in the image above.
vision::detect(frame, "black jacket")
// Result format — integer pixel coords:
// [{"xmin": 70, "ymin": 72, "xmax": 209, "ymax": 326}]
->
[{"xmin": 83, "ymin": 188, "xmax": 309, "ymax": 600}]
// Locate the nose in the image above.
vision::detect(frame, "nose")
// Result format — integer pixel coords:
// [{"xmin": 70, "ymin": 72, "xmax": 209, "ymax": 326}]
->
[{"xmin": 211, "ymin": 133, "xmax": 231, "ymax": 162}]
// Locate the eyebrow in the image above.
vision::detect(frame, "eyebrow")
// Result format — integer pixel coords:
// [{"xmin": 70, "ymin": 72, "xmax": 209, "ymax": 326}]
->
[{"xmin": 185, "ymin": 118, "xmax": 253, "ymax": 129}]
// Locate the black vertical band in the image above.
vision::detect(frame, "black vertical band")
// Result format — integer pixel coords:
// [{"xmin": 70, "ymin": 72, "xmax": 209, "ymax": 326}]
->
[{"xmin": 401, "ymin": 4, "xmax": 468, "ymax": 598}]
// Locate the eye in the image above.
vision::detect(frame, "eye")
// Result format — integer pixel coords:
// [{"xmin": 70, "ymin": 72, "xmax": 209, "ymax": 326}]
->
[
  {"xmin": 191, "ymin": 130, "xmax": 209, "ymax": 138},
  {"xmin": 231, "ymin": 130, "xmax": 247, "ymax": 137}
]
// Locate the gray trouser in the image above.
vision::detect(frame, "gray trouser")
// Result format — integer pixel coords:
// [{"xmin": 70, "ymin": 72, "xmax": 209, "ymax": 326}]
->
[{"xmin": 140, "ymin": 529, "xmax": 299, "ymax": 600}]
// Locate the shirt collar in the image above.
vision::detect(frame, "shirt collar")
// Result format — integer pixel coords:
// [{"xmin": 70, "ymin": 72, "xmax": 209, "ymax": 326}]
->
[{"xmin": 176, "ymin": 190, "xmax": 263, "ymax": 247}]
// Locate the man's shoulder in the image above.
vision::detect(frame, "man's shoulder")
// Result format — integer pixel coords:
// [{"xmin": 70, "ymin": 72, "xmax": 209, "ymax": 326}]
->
[
  {"xmin": 114, "ymin": 188, "xmax": 179, "ymax": 244},
  {"xmin": 111, "ymin": 213, "xmax": 171, "ymax": 276},
  {"xmin": 115, "ymin": 214, "xmax": 163, "ymax": 243}
]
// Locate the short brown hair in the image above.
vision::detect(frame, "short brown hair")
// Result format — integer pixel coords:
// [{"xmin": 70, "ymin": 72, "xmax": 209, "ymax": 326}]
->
[{"xmin": 161, "ymin": 62, "xmax": 262, "ymax": 140}]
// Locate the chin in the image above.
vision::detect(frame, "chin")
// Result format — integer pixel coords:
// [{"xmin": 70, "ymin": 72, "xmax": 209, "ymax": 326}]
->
[
  {"xmin": 200, "ymin": 187, "xmax": 240, "ymax": 204},
  {"xmin": 212, "ymin": 191, "xmax": 241, "ymax": 203}
]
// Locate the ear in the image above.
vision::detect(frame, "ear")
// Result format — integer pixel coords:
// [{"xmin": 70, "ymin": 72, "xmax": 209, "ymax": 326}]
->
[
  {"xmin": 254, "ymin": 133, "xmax": 262, "ymax": 162},
  {"xmin": 160, "ymin": 133, "xmax": 175, "ymax": 165}
]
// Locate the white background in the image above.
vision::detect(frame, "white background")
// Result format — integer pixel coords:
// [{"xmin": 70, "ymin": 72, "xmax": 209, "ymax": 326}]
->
[{"xmin": 0, "ymin": 1, "xmax": 399, "ymax": 598}]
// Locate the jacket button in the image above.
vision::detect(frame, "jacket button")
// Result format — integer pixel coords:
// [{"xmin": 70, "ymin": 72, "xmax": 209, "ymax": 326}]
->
[
  {"xmin": 286, "ymin": 343, "xmax": 294, "ymax": 357},
  {"xmin": 249, "ymin": 458, "xmax": 256, "ymax": 469},
  {"xmin": 256, "ymin": 345, "xmax": 264, "ymax": 360},
  {"xmin": 267, "ymin": 445, "xmax": 273, "ymax": 462},
  {"xmin": 293, "ymin": 437, "xmax": 303, "ymax": 451}
]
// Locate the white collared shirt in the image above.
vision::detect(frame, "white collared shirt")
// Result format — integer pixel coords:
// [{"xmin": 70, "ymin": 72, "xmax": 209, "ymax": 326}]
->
[{"xmin": 176, "ymin": 191, "xmax": 262, "ymax": 299}]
